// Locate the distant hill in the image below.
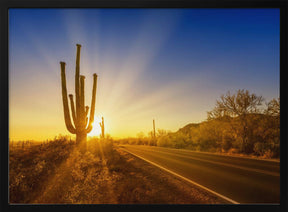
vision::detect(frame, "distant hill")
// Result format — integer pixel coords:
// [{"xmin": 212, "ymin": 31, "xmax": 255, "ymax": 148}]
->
[
  {"xmin": 176, "ymin": 113, "xmax": 276, "ymax": 136},
  {"xmin": 177, "ymin": 123, "xmax": 200, "ymax": 135}
]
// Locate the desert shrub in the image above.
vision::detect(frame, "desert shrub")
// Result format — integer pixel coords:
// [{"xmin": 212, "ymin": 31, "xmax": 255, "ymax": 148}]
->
[
  {"xmin": 263, "ymin": 149, "xmax": 274, "ymax": 159},
  {"xmin": 9, "ymin": 136, "xmax": 75, "ymax": 203},
  {"xmin": 253, "ymin": 142, "xmax": 279, "ymax": 158},
  {"xmin": 156, "ymin": 132, "xmax": 189, "ymax": 149},
  {"xmin": 68, "ymin": 150, "xmax": 101, "ymax": 182},
  {"xmin": 171, "ymin": 132, "xmax": 189, "ymax": 149},
  {"xmin": 198, "ymin": 139, "xmax": 215, "ymax": 151},
  {"xmin": 136, "ymin": 139, "xmax": 144, "ymax": 145},
  {"xmin": 227, "ymin": 148, "xmax": 240, "ymax": 155},
  {"xmin": 253, "ymin": 142, "xmax": 267, "ymax": 156},
  {"xmin": 157, "ymin": 135, "xmax": 173, "ymax": 147}
]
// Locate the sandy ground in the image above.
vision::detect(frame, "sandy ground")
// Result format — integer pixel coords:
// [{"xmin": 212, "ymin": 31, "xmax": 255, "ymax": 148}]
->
[{"xmin": 11, "ymin": 143, "xmax": 227, "ymax": 204}]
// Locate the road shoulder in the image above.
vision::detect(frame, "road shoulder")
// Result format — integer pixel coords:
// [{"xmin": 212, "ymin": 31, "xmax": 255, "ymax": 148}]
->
[{"xmin": 113, "ymin": 146, "xmax": 228, "ymax": 204}]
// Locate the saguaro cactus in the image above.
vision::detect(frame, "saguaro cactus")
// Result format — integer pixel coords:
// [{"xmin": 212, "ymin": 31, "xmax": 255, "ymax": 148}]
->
[
  {"xmin": 60, "ymin": 44, "xmax": 97, "ymax": 152},
  {"xmin": 99, "ymin": 117, "xmax": 105, "ymax": 139}
]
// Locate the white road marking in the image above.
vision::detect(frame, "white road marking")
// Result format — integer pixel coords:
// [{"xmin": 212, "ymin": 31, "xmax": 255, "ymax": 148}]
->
[
  {"xmin": 138, "ymin": 147, "xmax": 279, "ymax": 177},
  {"xmin": 122, "ymin": 148, "xmax": 240, "ymax": 204},
  {"xmin": 155, "ymin": 146, "xmax": 280, "ymax": 162}
]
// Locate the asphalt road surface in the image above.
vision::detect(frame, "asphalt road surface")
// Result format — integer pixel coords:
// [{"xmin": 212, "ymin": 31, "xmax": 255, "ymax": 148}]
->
[{"xmin": 120, "ymin": 145, "xmax": 279, "ymax": 204}]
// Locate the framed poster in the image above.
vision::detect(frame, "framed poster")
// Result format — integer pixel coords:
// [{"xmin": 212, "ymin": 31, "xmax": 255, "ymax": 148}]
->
[{"xmin": 1, "ymin": 0, "xmax": 287, "ymax": 211}]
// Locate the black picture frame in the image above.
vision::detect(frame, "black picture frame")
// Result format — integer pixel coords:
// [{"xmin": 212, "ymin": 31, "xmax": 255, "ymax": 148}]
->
[{"xmin": 1, "ymin": 0, "xmax": 287, "ymax": 211}]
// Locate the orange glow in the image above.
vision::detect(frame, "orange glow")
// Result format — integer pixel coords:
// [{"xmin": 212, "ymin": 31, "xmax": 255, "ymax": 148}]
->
[
  {"xmin": 8, "ymin": 11, "xmax": 214, "ymax": 142},
  {"xmin": 88, "ymin": 116, "xmax": 102, "ymax": 137}
]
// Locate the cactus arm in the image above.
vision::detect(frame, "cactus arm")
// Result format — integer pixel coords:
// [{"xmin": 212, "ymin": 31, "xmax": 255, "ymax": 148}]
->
[
  {"xmin": 85, "ymin": 106, "xmax": 89, "ymax": 117},
  {"xmin": 75, "ymin": 44, "xmax": 81, "ymax": 124},
  {"xmin": 68, "ymin": 94, "xmax": 77, "ymax": 128},
  {"xmin": 86, "ymin": 73, "xmax": 98, "ymax": 133},
  {"xmin": 85, "ymin": 117, "xmax": 88, "ymax": 127},
  {"xmin": 85, "ymin": 106, "xmax": 89, "ymax": 127},
  {"xmin": 80, "ymin": 76, "xmax": 85, "ymax": 111},
  {"xmin": 69, "ymin": 94, "xmax": 77, "ymax": 125},
  {"xmin": 60, "ymin": 62, "xmax": 76, "ymax": 134},
  {"xmin": 79, "ymin": 75, "xmax": 86, "ymax": 129}
]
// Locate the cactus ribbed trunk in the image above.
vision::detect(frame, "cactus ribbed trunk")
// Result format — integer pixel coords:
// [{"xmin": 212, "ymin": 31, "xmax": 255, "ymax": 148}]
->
[
  {"xmin": 77, "ymin": 133, "xmax": 87, "ymax": 152},
  {"xmin": 60, "ymin": 44, "xmax": 98, "ymax": 153}
]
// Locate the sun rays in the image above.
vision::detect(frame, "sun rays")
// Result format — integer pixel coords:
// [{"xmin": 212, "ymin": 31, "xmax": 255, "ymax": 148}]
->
[
  {"xmin": 8, "ymin": 9, "xmax": 225, "ymax": 140},
  {"xmin": 56, "ymin": 9, "xmax": 186, "ymax": 138},
  {"xmin": 9, "ymin": 9, "xmax": 279, "ymax": 141}
]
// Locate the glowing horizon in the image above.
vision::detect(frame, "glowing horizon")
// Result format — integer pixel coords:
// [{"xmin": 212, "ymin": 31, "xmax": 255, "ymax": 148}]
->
[{"xmin": 9, "ymin": 9, "xmax": 279, "ymax": 141}]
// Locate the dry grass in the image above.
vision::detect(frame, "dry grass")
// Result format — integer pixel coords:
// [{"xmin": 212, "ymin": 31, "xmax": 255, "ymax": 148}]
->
[{"xmin": 9, "ymin": 137, "xmax": 224, "ymax": 204}]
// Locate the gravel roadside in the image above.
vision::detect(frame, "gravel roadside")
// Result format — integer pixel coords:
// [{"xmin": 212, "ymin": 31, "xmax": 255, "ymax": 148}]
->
[{"xmin": 108, "ymin": 146, "xmax": 228, "ymax": 204}]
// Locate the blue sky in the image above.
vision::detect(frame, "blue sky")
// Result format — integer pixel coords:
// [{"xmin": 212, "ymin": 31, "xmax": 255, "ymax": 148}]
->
[{"xmin": 9, "ymin": 8, "xmax": 280, "ymax": 140}]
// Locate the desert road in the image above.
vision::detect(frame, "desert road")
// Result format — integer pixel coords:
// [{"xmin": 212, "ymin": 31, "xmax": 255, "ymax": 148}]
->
[{"xmin": 120, "ymin": 145, "xmax": 280, "ymax": 204}]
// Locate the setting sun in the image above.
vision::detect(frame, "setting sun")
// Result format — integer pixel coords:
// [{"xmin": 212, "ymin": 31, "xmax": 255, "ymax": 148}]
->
[{"xmin": 88, "ymin": 116, "xmax": 102, "ymax": 137}]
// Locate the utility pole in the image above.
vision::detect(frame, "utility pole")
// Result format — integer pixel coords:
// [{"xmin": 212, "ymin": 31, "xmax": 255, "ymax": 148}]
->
[
  {"xmin": 152, "ymin": 119, "xmax": 156, "ymax": 145},
  {"xmin": 153, "ymin": 119, "xmax": 156, "ymax": 139}
]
